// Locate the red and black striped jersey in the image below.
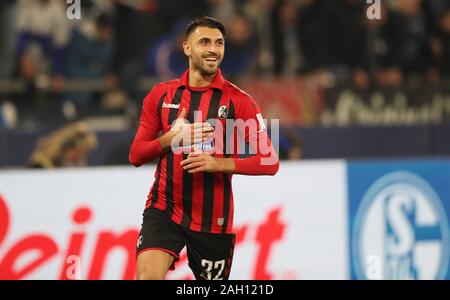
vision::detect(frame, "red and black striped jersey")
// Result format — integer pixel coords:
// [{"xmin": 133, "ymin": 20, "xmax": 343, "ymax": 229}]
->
[{"xmin": 129, "ymin": 69, "xmax": 279, "ymax": 234}]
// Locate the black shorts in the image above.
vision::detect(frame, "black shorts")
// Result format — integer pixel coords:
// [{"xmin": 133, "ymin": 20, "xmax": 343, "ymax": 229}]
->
[{"xmin": 136, "ymin": 207, "xmax": 236, "ymax": 280}]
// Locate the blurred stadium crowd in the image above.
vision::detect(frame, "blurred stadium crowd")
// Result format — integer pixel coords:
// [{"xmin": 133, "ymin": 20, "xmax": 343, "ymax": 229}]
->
[{"xmin": 0, "ymin": 0, "xmax": 450, "ymax": 167}]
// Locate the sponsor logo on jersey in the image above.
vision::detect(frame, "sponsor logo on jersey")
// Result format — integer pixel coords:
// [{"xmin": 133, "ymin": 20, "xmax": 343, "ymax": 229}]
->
[{"xmin": 163, "ymin": 103, "xmax": 180, "ymax": 109}]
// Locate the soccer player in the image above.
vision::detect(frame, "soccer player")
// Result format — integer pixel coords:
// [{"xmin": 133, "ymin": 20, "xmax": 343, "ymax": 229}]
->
[{"xmin": 129, "ymin": 16, "xmax": 279, "ymax": 280}]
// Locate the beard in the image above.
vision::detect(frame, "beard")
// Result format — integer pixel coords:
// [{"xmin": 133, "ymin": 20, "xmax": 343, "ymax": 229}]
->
[{"xmin": 192, "ymin": 56, "xmax": 222, "ymax": 77}]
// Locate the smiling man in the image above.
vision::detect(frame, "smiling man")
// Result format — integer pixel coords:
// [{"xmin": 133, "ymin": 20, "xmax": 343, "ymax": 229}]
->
[{"xmin": 130, "ymin": 16, "xmax": 279, "ymax": 280}]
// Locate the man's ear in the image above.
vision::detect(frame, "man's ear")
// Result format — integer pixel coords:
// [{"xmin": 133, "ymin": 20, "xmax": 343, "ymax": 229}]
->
[{"xmin": 183, "ymin": 41, "xmax": 191, "ymax": 57}]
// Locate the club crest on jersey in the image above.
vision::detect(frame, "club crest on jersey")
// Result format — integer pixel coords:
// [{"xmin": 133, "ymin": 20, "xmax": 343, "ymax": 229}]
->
[
  {"xmin": 137, "ymin": 235, "xmax": 143, "ymax": 248},
  {"xmin": 218, "ymin": 105, "xmax": 228, "ymax": 119}
]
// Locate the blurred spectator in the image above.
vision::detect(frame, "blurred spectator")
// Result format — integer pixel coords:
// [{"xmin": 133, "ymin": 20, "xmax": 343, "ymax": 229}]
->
[
  {"xmin": 83, "ymin": 0, "xmax": 115, "ymax": 16},
  {"xmin": 158, "ymin": 0, "xmax": 208, "ymax": 27},
  {"xmin": 333, "ymin": 0, "xmax": 370, "ymax": 88},
  {"xmin": 0, "ymin": 101, "xmax": 18, "ymax": 130},
  {"xmin": 298, "ymin": 0, "xmax": 342, "ymax": 71},
  {"xmin": 387, "ymin": 0, "xmax": 431, "ymax": 81},
  {"xmin": 146, "ymin": 19, "xmax": 188, "ymax": 78},
  {"xmin": 29, "ymin": 121, "xmax": 98, "ymax": 168},
  {"xmin": 278, "ymin": 128, "xmax": 303, "ymax": 160},
  {"xmin": 206, "ymin": 0, "xmax": 236, "ymax": 22},
  {"xmin": 15, "ymin": 0, "xmax": 70, "ymax": 89},
  {"xmin": 0, "ymin": 0, "xmax": 449, "ymax": 137},
  {"xmin": 241, "ymin": 0, "xmax": 276, "ymax": 74},
  {"xmin": 351, "ymin": 1, "xmax": 396, "ymax": 89},
  {"xmin": 64, "ymin": 14, "xmax": 116, "ymax": 109},
  {"xmin": 421, "ymin": 0, "xmax": 448, "ymax": 35},
  {"xmin": 336, "ymin": 0, "xmax": 366, "ymax": 68},
  {"xmin": 430, "ymin": 9, "xmax": 450, "ymax": 81},
  {"xmin": 220, "ymin": 12, "xmax": 258, "ymax": 78},
  {"xmin": 270, "ymin": 0, "xmax": 304, "ymax": 75},
  {"xmin": 0, "ymin": 0, "xmax": 16, "ymax": 79},
  {"xmin": 112, "ymin": 0, "xmax": 165, "ymax": 101}
]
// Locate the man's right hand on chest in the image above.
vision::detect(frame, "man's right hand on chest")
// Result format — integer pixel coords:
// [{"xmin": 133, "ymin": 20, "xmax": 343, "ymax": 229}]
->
[{"xmin": 159, "ymin": 108, "xmax": 214, "ymax": 152}]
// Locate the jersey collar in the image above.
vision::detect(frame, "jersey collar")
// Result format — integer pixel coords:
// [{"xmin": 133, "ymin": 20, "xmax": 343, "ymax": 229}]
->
[{"xmin": 178, "ymin": 68, "xmax": 225, "ymax": 91}]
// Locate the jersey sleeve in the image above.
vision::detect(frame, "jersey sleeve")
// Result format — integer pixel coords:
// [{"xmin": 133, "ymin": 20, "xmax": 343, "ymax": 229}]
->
[
  {"xmin": 129, "ymin": 85, "xmax": 165, "ymax": 167},
  {"xmin": 232, "ymin": 93, "xmax": 279, "ymax": 175}
]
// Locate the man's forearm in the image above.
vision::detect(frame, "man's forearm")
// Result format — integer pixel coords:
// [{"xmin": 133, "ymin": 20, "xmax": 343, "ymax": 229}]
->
[
  {"xmin": 233, "ymin": 153, "xmax": 279, "ymax": 176},
  {"xmin": 129, "ymin": 139, "xmax": 164, "ymax": 167},
  {"xmin": 129, "ymin": 131, "xmax": 174, "ymax": 167},
  {"xmin": 158, "ymin": 131, "xmax": 175, "ymax": 152},
  {"xmin": 215, "ymin": 157, "xmax": 236, "ymax": 173}
]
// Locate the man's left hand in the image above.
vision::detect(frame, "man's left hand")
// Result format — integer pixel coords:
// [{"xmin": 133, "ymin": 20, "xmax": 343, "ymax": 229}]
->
[{"xmin": 180, "ymin": 152, "xmax": 235, "ymax": 174}]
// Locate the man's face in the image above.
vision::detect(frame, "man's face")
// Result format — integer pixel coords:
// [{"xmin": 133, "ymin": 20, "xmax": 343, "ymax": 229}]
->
[{"xmin": 183, "ymin": 26, "xmax": 225, "ymax": 76}]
